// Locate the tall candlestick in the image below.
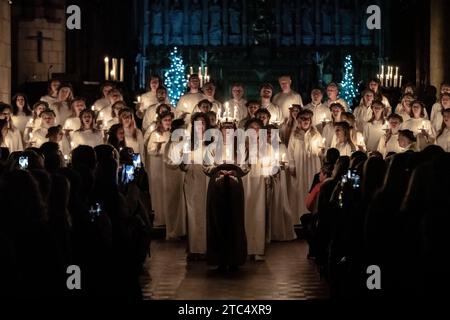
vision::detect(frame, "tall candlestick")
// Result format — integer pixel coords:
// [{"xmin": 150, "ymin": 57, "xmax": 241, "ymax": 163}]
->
[
  {"xmin": 119, "ymin": 58, "xmax": 124, "ymax": 82},
  {"xmin": 399, "ymin": 75, "xmax": 403, "ymax": 88},
  {"xmin": 104, "ymin": 57, "xmax": 109, "ymax": 80},
  {"xmin": 112, "ymin": 58, "xmax": 118, "ymax": 81},
  {"xmin": 234, "ymin": 105, "xmax": 237, "ymax": 119},
  {"xmin": 190, "ymin": 66, "xmax": 193, "ymax": 75}
]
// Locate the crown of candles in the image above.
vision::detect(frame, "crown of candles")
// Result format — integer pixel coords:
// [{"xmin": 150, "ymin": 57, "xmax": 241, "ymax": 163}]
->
[
  {"xmin": 188, "ymin": 65, "xmax": 210, "ymax": 87},
  {"xmin": 377, "ymin": 65, "xmax": 402, "ymax": 88},
  {"xmin": 217, "ymin": 102, "xmax": 239, "ymax": 123},
  {"xmin": 104, "ymin": 56, "xmax": 124, "ymax": 82}
]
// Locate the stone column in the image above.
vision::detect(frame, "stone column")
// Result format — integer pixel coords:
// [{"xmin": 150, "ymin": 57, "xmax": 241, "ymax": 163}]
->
[
  {"xmin": 0, "ymin": 0, "xmax": 11, "ymax": 103},
  {"xmin": 430, "ymin": 0, "xmax": 449, "ymax": 87}
]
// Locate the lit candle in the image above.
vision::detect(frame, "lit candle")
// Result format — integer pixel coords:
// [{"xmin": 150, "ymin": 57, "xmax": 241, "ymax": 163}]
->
[
  {"xmin": 91, "ymin": 105, "xmax": 95, "ymax": 111},
  {"xmin": 112, "ymin": 58, "xmax": 118, "ymax": 81},
  {"xmin": 281, "ymin": 153, "xmax": 286, "ymax": 163},
  {"xmin": 421, "ymin": 120, "xmax": 425, "ymax": 130},
  {"xmin": 29, "ymin": 132, "xmax": 33, "ymax": 139},
  {"xmin": 399, "ymin": 75, "xmax": 403, "ymax": 88},
  {"xmin": 64, "ymin": 155, "xmax": 68, "ymax": 161},
  {"xmin": 190, "ymin": 66, "xmax": 193, "ymax": 75},
  {"xmin": 198, "ymin": 66, "xmax": 202, "ymax": 77},
  {"xmin": 99, "ymin": 111, "xmax": 104, "ymax": 118},
  {"xmin": 183, "ymin": 103, "xmax": 188, "ymax": 112},
  {"xmin": 137, "ymin": 95, "xmax": 141, "ymax": 103},
  {"xmin": 104, "ymin": 57, "xmax": 109, "ymax": 80},
  {"xmin": 110, "ymin": 70, "xmax": 114, "ymax": 80},
  {"xmin": 225, "ymin": 102, "xmax": 230, "ymax": 118},
  {"xmin": 204, "ymin": 66, "xmax": 208, "ymax": 76},
  {"xmin": 234, "ymin": 105, "xmax": 238, "ymax": 119},
  {"xmin": 119, "ymin": 58, "xmax": 124, "ymax": 82}
]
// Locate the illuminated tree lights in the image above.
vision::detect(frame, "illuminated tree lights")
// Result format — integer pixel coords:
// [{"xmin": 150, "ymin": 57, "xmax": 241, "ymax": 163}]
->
[
  {"xmin": 341, "ymin": 55, "xmax": 358, "ymax": 109},
  {"xmin": 164, "ymin": 47, "xmax": 187, "ymax": 105}
]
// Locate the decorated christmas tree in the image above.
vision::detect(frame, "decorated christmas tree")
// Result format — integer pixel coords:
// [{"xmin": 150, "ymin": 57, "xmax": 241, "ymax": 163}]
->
[
  {"xmin": 164, "ymin": 47, "xmax": 187, "ymax": 105},
  {"xmin": 340, "ymin": 55, "xmax": 358, "ymax": 109}
]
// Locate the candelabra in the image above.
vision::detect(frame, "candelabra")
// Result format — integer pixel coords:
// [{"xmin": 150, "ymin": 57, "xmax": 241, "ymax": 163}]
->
[{"xmin": 377, "ymin": 65, "xmax": 402, "ymax": 88}]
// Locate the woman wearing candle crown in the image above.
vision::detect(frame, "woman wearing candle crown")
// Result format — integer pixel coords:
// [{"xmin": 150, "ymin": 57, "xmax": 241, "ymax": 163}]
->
[
  {"xmin": 400, "ymin": 100, "xmax": 435, "ymax": 150},
  {"xmin": 287, "ymin": 109, "xmax": 323, "ymax": 224}
]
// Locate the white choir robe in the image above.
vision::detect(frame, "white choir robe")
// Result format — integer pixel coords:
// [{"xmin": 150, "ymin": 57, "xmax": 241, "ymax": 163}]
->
[
  {"xmin": 30, "ymin": 127, "xmax": 49, "ymax": 148},
  {"xmin": 40, "ymin": 95, "xmax": 58, "ymax": 106},
  {"xmin": 261, "ymin": 102, "xmax": 283, "ymax": 124},
  {"xmin": 332, "ymin": 142, "xmax": 354, "ymax": 157},
  {"xmin": 287, "ymin": 129, "xmax": 323, "ymax": 223},
  {"xmin": 71, "ymin": 129, "xmax": 104, "ymax": 149},
  {"xmin": 360, "ymin": 95, "xmax": 391, "ymax": 114},
  {"xmin": 105, "ymin": 117, "xmax": 119, "ymax": 131},
  {"xmin": 63, "ymin": 117, "xmax": 81, "ymax": 134},
  {"xmin": 96, "ymin": 106, "xmax": 113, "ymax": 125},
  {"xmin": 4, "ymin": 129, "xmax": 23, "ymax": 152},
  {"xmin": 331, "ymin": 131, "xmax": 366, "ymax": 153},
  {"xmin": 396, "ymin": 103, "xmax": 429, "ymax": 120},
  {"xmin": 279, "ymin": 119, "xmax": 297, "ymax": 146},
  {"xmin": 267, "ymin": 144, "xmax": 297, "ymax": 241},
  {"xmin": 436, "ymin": 128, "xmax": 450, "ymax": 152},
  {"xmin": 92, "ymin": 98, "xmax": 110, "ymax": 113},
  {"xmin": 401, "ymin": 118, "xmax": 436, "ymax": 150},
  {"xmin": 304, "ymin": 103, "xmax": 331, "ymax": 129},
  {"xmin": 430, "ymin": 103, "xmax": 448, "ymax": 132},
  {"xmin": 124, "ymin": 128, "xmax": 145, "ymax": 163},
  {"xmin": 273, "ymin": 90, "xmax": 303, "ymax": 122},
  {"xmin": 142, "ymin": 103, "xmax": 176, "ymax": 134},
  {"xmin": 242, "ymin": 149, "xmax": 271, "ymax": 255},
  {"xmin": 162, "ymin": 140, "xmax": 187, "ymax": 238},
  {"xmin": 176, "ymin": 92, "xmax": 207, "ymax": 123},
  {"xmin": 12, "ymin": 115, "xmax": 32, "ymax": 135},
  {"xmin": 353, "ymin": 105, "xmax": 373, "ymax": 132},
  {"xmin": 224, "ymin": 99, "xmax": 247, "ymax": 121},
  {"xmin": 146, "ymin": 130, "xmax": 170, "ymax": 227},
  {"xmin": 363, "ymin": 120, "xmax": 386, "ymax": 152},
  {"xmin": 326, "ymin": 98, "xmax": 349, "ymax": 112},
  {"xmin": 322, "ymin": 122, "xmax": 335, "ymax": 148},
  {"xmin": 377, "ymin": 133, "xmax": 404, "ymax": 157},
  {"xmin": 182, "ymin": 146, "xmax": 212, "ymax": 254},
  {"xmin": 51, "ymin": 102, "xmax": 71, "ymax": 125}
]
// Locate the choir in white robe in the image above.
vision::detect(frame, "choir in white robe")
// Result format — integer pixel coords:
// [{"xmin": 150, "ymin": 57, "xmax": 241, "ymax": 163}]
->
[
  {"xmin": 261, "ymin": 102, "xmax": 283, "ymax": 124},
  {"xmin": 331, "ymin": 131, "xmax": 366, "ymax": 153},
  {"xmin": 272, "ymin": 90, "xmax": 303, "ymax": 121},
  {"xmin": 267, "ymin": 144, "xmax": 297, "ymax": 241},
  {"xmin": 182, "ymin": 146, "xmax": 212, "ymax": 254},
  {"xmin": 436, "ymin": 128, "xmax": 450, "ymax": 152},
  {"xmin": 430, "ymin": 103, "xmax": 448, "ymax": 132},
  {"xmin": 401, "ymin": 118, "xmax": 435, "ymax": 137},
  {"xmin": 353, "ymin": 104, "xmax": 373, "ymax": 132},
  {"xmin": 377, "ymin": 133, "xmax": 404, "ymax": 157},
  {"xmin": 163, "ymin": 139, "xmax": 187, "ymax": 239},
  {"xmin": 287, "ymin": 128, "xmax": 323, "ymax": 223},
  {"xmin": 96, "ymin": 106, "xmax": 113, "ymax": 125},
  {"xmin": 224, "ymin": 98, "xmax": 247, "ymax": 121},
  {"xmin": 92, "ymin": 98, "xmax": 110, "ymax": 113},
  {"xmin": 51, "ymin": 102, "xmax": 72, "ymax": 125},
  {"xmin": 63, "ymin": 117, "xmax": 81, "ymax": 134},
  {"xmin": 194, "ymin": 99, "xmax": 221, "ymax": 114},
  {"xmin": 124, "ymin": 128, "xmax": 145, "ymax": 161},
  {"xmin": 12, "ymin": 114, "xmax": 31, "ymax": 134},
  {"xmin": 304, "ymin": 102, "xmax": 331, "ymax": 129},
  {"xmin": 332, "ymin": 141, "xmax": 355, "ymax": 157},
  {"xmin": 39, "ymin": 95, "xmax": 58, "ymax": 106},
  {"xmin": 146, "ymin": 130, "xmax": 171, "ymax": 227},
  {"xmin": 359, "ymin": 95, "xmax": 391, "ymax": 114},
  {"xmin": 29, "ymin": 127, "xmax": 49, "ymax": 148},
  {"xmin": 363, "ymin": 120, "xmax": 386, "ymax": 152},
  {"xmin": 176, "ymin": 92, "xmax": 207, "ymax": 123},
  {"xmin": 326, "ymin": 98, "xmax": 349, "ymax": 112},
  {"xmin": 71, "ymin": 129, "xmax": 104, "ymax": 149},
  {"xmin": 142, "ymin": 103, "xmax": 176, "ymax": 133},
  {"xmin": 322, "ymin": 122, "xmax": 335, "ymax": 148}
]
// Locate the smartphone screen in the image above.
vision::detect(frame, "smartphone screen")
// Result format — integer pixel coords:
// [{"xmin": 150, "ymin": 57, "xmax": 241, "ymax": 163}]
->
[
  {"xmin": 121, "ymin": 164, "xmax": 135, "ymax": 184},
  {"xmin": 132, "ymin": 153, "xmax": 141, "ymax": 168},
  {"xmin": 18, "ymin": 156, "xmax": 29, "ymax": 170}
]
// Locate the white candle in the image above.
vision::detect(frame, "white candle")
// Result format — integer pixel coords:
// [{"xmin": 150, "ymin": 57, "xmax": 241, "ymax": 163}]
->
[
  {"xmin": 421, "ymin": 120, "xmax": 425, "ymax": 130},
  {"xmin": 399, "ymin": 75, "xmax": 403, "ymax": 88},
  {"xmin": 119, "ymin": 58, "xmax": 124, "ymax": 82},
  {"xmin": 190, "ymin": 66, "xmax": 193, "ymax": 75},
  {"xmin": 99, "ymin": 111, "xmax": 104, "ymax": 118},
  {"xmin": 218, "ymin": 107, "xmax": 222, "ymax": 119},
  {"xmin": 110, "ymin": 70, "xmax": 114, "ymax": 80},
  {"xmin": 205, "ymin": 66, "xmax": 208, "ymax": 76},
  {"xmin": 137, "ymin": 95, "xmax": 141, "ymax": 103},
  {"xmin": 91, "ymin": 105, "xmax": 95, "ymax": 111},
  {"xmin": 234, "ymin": 105, "xmax": 238, "ymax": 119},
  {"xmin": 225, "ymin": 102, "xmax": 230, "ymax": 117},
  {"xmin": 112, "ymin": 58, "xmax": 118, "ymax": 81},
  {"xmin": 104, "ymin": 57, "xmax": 109, "ymax": 80},
  {"xmin": 281, "ymin": 153, "xmax": 286, "ymax": 163},
  {"xmin": 198, "ymin": 66, "xmax": 202, "ymax": 77}
]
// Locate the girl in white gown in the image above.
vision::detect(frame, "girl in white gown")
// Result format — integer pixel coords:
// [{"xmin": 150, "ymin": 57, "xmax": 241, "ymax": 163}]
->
[
  {"xmin": 279, "ymin": 104, "xmax": 300, "ymax": 147},
  {"xmin": 395, "ymin": 94, "xmax": 415, "ymax": 122},
  {"xmin": 71, "ymin": 109, "xmax": 104, "ymax": 149},
  {"xmin": 92, "ymin": 83, "xmax": 114, "ymax": 113},
  {"xmin": 118, "ymin": 108, "xmax": 145, "ymax": 163},
  {"xmin": 50, "ymin": 84, "xmax": 74, "ymax": 125},
  {"xmin": 377, "ymin": 113, "xmax": 404, "ymax": 157},
  {"xmin": 435, "ymin": 109, "xmax": 450, "ymax": 152},
  {"xmin": 401, "ymin": 100, "xmax": 435, "ymax": 150},
  {"xmin": 353, "ymin": 89, "xmax": 374, "ymax": 133},
  {"xmin": 363, "ymin": 101, "xmax": 387, "ymax": 152},
  {"xmin": 332, "ymin": 122, "xmax": 357, "ymax": 156},
  {"xmin": 322, "ymin": 102, "xmax": 345, "ymax": 148},
  {"xmin": 40, "ymin": 79, "xmax": 60, "ymax": 106},
  {"xmin": 104, "ymin": 101, "xmax": 127, "ymax": 131},
  {"xmin": 29, "ymin": 108, "xmax": 57, "ymax": 148},
  {"xmin": 0, "ymin": 104, "xmax": 23, "ymax": 152},
  {"xmin": 287, "ymin": 109, "xmax": 323, "ymax": 224},
  {"xmin": 331, "ymin": 112, "xmax": 366, "ymax": 152},
  {"xmin": 24, "ymin": 101, "xmax": 47, "ymax": 146},
  {"xmin": 430, "ymin": 93, "xmax": 450, "ymax": 132},
  {"xmin": 63, "ymin": 98, "xmax": 86, "ymax": 136},
  {"xmin": 146, "ymin": 111, "xmax": 174, "ymax": 227},
  {"xmin": 11, "ymin": 93, "xmax": 32, "ymax": 135}
]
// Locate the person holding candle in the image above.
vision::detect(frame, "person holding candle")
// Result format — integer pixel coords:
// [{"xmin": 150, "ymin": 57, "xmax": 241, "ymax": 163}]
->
[
  {"xmin": 40, "ymin": 79, "xmax": 61, "ymax": 106},
  {"xmin": 435, "ymin": 109, "xmax": 450, "ymax": 152},
  {"xmin": 177, "ymin": 74, "xmax": 207, "ymax": 124},
  {"xmin": 0, "ymin": 104, "xmax": 23, "ymax": 152},
  {"xmin": 362, "ymin": 78, "xmax": 391, "ymax": 115},
  {"xmin": 395, "ymin": 93, "xmax": 415, "ymax": 122},
  {"xmin": 29, "ymin": 108, "xmax": 58, "ymax": 148},
  {"xmin": 273, "ymin": 75, "xmax": 303, "ymax": 123},
  {"xmin": 105, "ymin": 100, "xmax": 127, "ymax": 131},
  {"xmin": 71, "ymin": 109, "xmax": 104, "ymax": 149},
  {"xmin": 92, "ymin": 82, "xmax": 114, "ymax": 113},
  {"xmin": 353, "ymin": 89, "xmax": 375, "ymax": 132},
  {"xmin": 97, "ymin": 88, "xmax": 123, "ymax": 125},
  {"xmin": 332, "ymin": 121, "xmax": 357, "ymax": 156},
  {"xmin": 363, "ymin": 100, "xmax": 387, "ymax": 152},
  {"xmin": 259, "ymin": 83, "xmax": 283, "ymax": 124},
  {"xmin": 46, "ymin": 125, "xmax": 71, "ymax": 159},
  {"xmin": 322, "ymin": 102, "xmax": 345, "ymax": 148},
  {"xmin": 142, "ymin": 87, "xmax": 176, "ymax": 134},
  {"xmin": 287, "ymin": 109, "xmax": 323, "ymax": 224},
  {"xmin": 224, "ymin": 83, "xmax": 247, "ymax": 121},
  {"xmin": 304, "ymin": 88, "xmax": 331, "ymax": 132},
  {"xmin": 118, "ymin": 108, "xmax": 145, "ymax": 162},
  {"xmin": 280, "ymin": 104, "xmax": 301, "ymax": 146},
  {"xmin": 238, "ymin": 100, "xmax": 260, "ymax": 129},
  {"xmin": 11, "ymin": 93, "xmax": 32, "ymax": 135},
  {"xmin": 336, "ymin": 112, "xmax": 366, "ymax": 152},
  {"xmin": 24, "ymin": 101, "xmax": 48, "ymax": 145},
  {"xmin": 430, "ymin": 92, "xmax": 450, "ymax": 132},
  {"xmin": 146, "ymin": 111, "xmax": 174, "ymax": 228},
  {"xmin": 50, "ymin": 83, "xmax": 74, "ymax": 125},
  {"xmin": 200, "ymin": 82, "xmax": 222, "ymax": 114},
  {"xmin": 138, "ymin": 76, "xmax": 169, "ymax": 119},
  {"xmin": 377, "ymin": 113, "xmax": 404, "ymax": 157},
  {"xmin": 325, "ymin": 82, "xmax": 349, "ymax": 112},
  {"xmin": 401, "ymin": 100, "xmax": 435, "ymax": 150},
  {"xmin": 62, "ymin": 98, "xmax": 86, "ymax": 136}
]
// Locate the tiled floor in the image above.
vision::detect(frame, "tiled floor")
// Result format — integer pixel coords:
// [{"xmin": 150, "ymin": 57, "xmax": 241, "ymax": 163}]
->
[{"xmin": 140, "ymin": 239, "xmax": 329, "ymax": 300}]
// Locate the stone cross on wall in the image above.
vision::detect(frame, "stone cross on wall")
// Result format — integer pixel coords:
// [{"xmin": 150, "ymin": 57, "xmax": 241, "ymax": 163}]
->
[{"xmin": 27, "ymin": 31, "xmax": 53, "ymax": 63}]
